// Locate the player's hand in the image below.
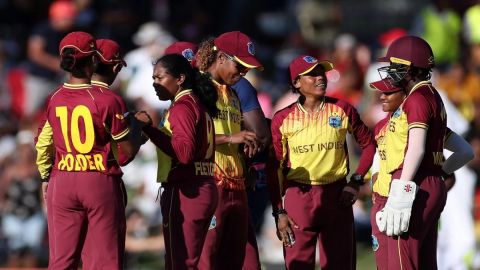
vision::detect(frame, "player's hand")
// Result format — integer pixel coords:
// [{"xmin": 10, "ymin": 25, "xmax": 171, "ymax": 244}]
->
[
  {"xmin": 276, "ymin": 213, "xmax": 299, "ymax": 247},
  {"xmin": 441, "ymin": 171, "xmax": 456, "ymax": 192},
  {"xmin": 230, "ymin": 131, "xmax": 259, "ymax": 157},
  {"xmin": 376, "ymin": 179, "xmax": 417, "ymax": 236},
  {"xmin": 134, "ymin": 111, "xmax": 153, "ymax": 127},
  {"xmin": 243, "ymin": 142, "xmax": 260, "ymax": 158},
  {"xmin": 340, "ymin": 182, "xmax": 360, "ymax": 207}
]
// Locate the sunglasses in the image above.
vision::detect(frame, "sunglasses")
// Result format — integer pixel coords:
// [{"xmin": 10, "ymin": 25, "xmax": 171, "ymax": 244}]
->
[{"xmin": 223, "ymin": 53, "xmax": 250, "ymax": 73}]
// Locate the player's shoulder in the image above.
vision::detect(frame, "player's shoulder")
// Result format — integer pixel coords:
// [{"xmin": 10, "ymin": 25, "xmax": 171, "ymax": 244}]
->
[
  {"xmin": 48, "ymin": 84, "xmax": 90, "ymax": 103},
  {"xmin": 90, "ymin": 87, "xmax": 122, "ymax": 106},
  {"xmin": 272, "ymin": 102, "xmax": 296, "ymax": 124},
  {"xmin": 47, "ymin": 85, "xmax": 64, "ymax": 101},
  {"xmin": 406, "ymin": 82, "xmax": 436, "ymax": 102},
  {"xmin": 171, "ymin": 92, "xmax": 200, "ymax": 115},
  {"xmin": 325, "ymin": 96, "xmax": 355, "ymax": 113},
  {"xmin": 231, "ymin": 77, "xmax": 256, "ymax": 96},
  {"xmin": 374, "ymin": 117, "xmax": 389, "ymax": 135}
]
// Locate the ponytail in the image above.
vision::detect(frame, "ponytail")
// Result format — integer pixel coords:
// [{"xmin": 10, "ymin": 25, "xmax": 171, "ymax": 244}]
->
[
  {"xmin": 192, "ymin": 70, "xmax": 218, "ymax": 117},
  {"xmin": 60, "ymin": 48, "xmax": 76, "ymax": 72},
  {"xmin": 60, "ymin": 48, "xmax": 94, "ymax": 73},
  {"xmin": 196, "ymin": 37, "xmax": 217, "ymax": 72}
]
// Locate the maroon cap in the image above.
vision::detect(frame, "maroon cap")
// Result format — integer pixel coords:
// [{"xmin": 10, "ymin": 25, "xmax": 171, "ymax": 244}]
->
[
  {"xmin": 214, "ymin": 31, "xmax": 262, "ymax": 69},
  {"xmin": 59, "ymin": 31, "xmax": 96, "ymax": 58},
  {"xmin": 369, "ymin": 78, "xmax": 402, "ymax": 93},
  {"xmin": 96, "ymin": 39, "xmax": 127, "ymax": 66},
  {"xmin": 378, "ymin": 35, "xmax": 435, "ymax": 69},
  {"xmin": 289, "ymin": 55, "xmax": 333, "ymax": 83},
  {"xmin": 164, "ymin": 41, "xmax": 198, "ymax": 63}
]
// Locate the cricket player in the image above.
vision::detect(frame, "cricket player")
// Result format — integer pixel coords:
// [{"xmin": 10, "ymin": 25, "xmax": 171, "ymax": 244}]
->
[
  {"xmin": 35, "ymin": 31, "xmax": 144, "ymax": 269},
  {"xmin": 135, "ymin": 53, "xmax": 219, "ymax": 269},
  {"xmin": 270, "ymin": 55, "xmax": 375, "ymax": 270},
  {"xmin": 369, "ymin": 36, "xmax": 453, "ymax": 270}
]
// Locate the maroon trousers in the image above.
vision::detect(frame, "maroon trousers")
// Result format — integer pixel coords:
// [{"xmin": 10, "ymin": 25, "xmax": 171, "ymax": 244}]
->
[
  {"xmin": 161, "ymin": 179, "xmax": 218, "ymax": 270},
  {"xmin": 371, "ymin": 175, "xmax": 447, "ymax": 270},
  {"xmin": 283, "ymin": 179, "xmax": 355, "ymax": 270},
  {"xmin": 46, "ymin": 171, "xmax": 126, "ymax": 269},
  {"xmin": 242, "ymin": 212, "xmax": 261, "ymax": 270},
  {"xmin": 199, "ymin": 186, "xmax": 249, "ymax": 270}
]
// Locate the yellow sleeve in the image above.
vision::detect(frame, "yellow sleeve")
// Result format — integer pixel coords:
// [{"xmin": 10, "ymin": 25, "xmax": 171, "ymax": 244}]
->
[{"xmin": 35, "ymin": 120, "xmax": 54, "ymax": 180}]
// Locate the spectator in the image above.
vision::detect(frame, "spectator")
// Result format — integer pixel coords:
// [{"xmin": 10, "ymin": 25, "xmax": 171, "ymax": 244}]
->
[{"xmin": 0, "ymin": 130, "xmax": 46, "ymax": 267}]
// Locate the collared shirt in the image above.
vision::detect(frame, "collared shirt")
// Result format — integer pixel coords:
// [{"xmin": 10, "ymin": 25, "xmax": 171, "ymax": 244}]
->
[
  {"xmin": 373, "ymin": 81, "xmax": 448, "ymax": 195},
  {"xmin": 271, "ymin": 96, "xmax": 374, "ymax": 188},
  {"xmin": 143, "ymin": 90, "xmax": 215, "ymax": 183},
  {"xmin": 211, "ymin": 81, "xmax": 245, "ymax": 190},
  {"xmin": 35, "ymin": 83, "xmax": 130, "ymax": 179}
]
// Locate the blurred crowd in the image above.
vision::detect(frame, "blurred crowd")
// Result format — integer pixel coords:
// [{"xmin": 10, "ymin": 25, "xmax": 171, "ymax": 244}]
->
[{"xmin": 1, "ymin": 0, "xmax": 480, "ymax": 268}]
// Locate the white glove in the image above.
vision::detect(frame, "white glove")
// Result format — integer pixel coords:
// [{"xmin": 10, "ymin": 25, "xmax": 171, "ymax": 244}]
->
[{"xmin": 376, "ymin": 179, "xmax": 417, "ymax": 236}]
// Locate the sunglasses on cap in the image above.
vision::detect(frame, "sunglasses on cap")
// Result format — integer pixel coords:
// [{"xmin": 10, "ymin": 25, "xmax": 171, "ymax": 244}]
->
[{"xmin": 223, "ymin": 52, "xmax": 250, "ymax": 74}]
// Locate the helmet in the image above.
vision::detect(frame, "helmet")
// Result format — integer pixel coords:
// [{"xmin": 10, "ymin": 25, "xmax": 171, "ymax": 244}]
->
[{"xmin": 378, "ymin": 36, "xmax": 435, "ymax": 69}]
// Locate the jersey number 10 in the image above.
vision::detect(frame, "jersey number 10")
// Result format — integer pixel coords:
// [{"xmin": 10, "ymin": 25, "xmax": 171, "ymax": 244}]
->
[{"xmin": 56, "ymin": 105, "xmax": 95, "ymax": 154}]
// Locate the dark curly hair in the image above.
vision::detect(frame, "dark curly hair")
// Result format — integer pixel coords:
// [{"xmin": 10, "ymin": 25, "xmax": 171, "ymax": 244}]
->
[
  {"xmin": 154, "ymin": 54, "xmax": 219, "ymax": 117},
  {"xmin": 195, "ymin": 37, "xmax": 218, "ymax": 72}
]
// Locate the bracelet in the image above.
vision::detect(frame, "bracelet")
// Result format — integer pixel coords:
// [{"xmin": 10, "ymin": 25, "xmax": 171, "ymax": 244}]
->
[
  {"xmin": 228, "ymin": 134, "xmax": 233, "ymax": 145},
  {"xmin": 272, "ymin": 208, "xmax": 287, "ymax": 217}
]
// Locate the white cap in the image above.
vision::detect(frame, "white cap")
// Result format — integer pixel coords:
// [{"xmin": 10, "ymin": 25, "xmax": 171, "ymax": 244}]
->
[
  {"xmin": 133, "ymin": 22, "xmax": 176, "ymax": 46},
  {"xmin": 16, "ymin": 130, "xmax": 34, "ymax": 145}
]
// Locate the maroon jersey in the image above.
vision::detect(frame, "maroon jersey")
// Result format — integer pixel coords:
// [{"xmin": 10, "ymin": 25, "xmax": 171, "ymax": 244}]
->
[
  {"xmin": 385, "ymin": 81, "xmax": 447, "ymax": 180},
  {"xmin": 91, "ymin": 80, "xmax": 126, "ymax": 111},
  {"xmin": 142, "ymin": 90, "xmax": 215, "ymax": 182},
  {"xmin": 36, "ymin": 83, "xmax": 130, "ymax": 178},
  {"xmin": 91, "ymin": 80, "xmax": 129, "ymax": 174}
]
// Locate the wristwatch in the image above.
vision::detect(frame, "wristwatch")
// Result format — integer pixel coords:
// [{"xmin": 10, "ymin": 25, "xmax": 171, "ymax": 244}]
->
[{"xmin": 350, "ymin": 173, "xmax": 365, "ymax": 186}]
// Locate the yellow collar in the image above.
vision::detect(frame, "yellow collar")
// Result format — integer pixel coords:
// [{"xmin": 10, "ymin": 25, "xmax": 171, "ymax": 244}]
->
[
  {"xmin": 91, "ymin": 80, "xmax": 109, "ymax": 89},
  {"xmin": 174, "ymin": 89, "xmax": 193, "ymax": 102},
  {"xmin": 63, "ymin": 83, "xmax": 90, "ymax": 89}
]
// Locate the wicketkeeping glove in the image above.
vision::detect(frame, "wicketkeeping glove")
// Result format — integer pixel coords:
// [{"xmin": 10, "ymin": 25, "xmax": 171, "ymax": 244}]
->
[{"xmin": 376, "ymin": 179, "xmax": 417, "ymax": 236}]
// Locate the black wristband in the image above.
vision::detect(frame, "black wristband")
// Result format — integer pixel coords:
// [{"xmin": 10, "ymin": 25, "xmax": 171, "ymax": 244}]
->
[{"xmin": 272, "ymin": 208, "xmax": 287, "ymax": 217}]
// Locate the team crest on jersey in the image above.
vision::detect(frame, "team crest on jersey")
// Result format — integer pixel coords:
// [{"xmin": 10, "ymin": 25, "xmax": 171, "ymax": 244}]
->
[
  {"xmin": 182, "ymin": 48, "xmax": 195, "ymax": 62},
  {"xmin": 372, "ymin": 235, "xmax": 379, "ymax": 251},
  {"xmin": 328, "ymin": 115, "xmax": 342, "ymax": 128},
  {"xmin": 208, "ymin": 215, "xmax": 217, "ymax": 230},
  {"xmin": 393, "ymin": 108, "xmax": 402, "ymax": 118},
  {"xmin": 303, "ymin": 56, "xmax": 318, "ymax": 64},
  {"xmin": 247, "ymin": 42, "xmax": 255, "ymax": 55}
]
